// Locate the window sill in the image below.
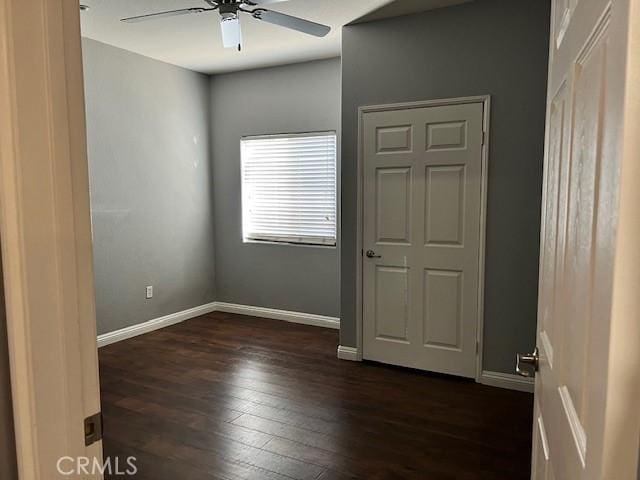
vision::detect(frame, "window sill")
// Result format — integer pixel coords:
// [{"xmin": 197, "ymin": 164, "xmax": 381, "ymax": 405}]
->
[{"xmin": 242, "ymin": 239, "xmax": 337, "ymax": 250}]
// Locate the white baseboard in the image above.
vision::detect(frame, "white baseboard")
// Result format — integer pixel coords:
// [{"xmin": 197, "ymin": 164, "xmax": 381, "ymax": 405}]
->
[
  {"xmin": 213, "ymin": 302, "xmax": 340, "ymax": 330},
  {"xmin": 98, "ymin": 301, "xmax": 340, "ymax": 348},
  {"xmin": 97, "ymin": 302, "xmax": 217, "ymax": 348},
  {"xmin": 337, "ymin": 345, "xmax": 361, "ymax": 361},
  {"xmin": 98, "ymin": 301, "xmax": 339, "ymax": 348},
  {"xmin": 480, "ymin": 370, "xmax": 535, "ymax": 393}
]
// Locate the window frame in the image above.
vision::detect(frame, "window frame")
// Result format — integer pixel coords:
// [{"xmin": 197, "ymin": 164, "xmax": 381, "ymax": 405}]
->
[{"xmin": 240, "ymin": 131, "xmax": 338, "ymax": 248}]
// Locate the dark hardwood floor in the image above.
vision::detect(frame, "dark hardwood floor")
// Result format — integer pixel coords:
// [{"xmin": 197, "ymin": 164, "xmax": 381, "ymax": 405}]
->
[{"xmin": 99, "ymin": 312, "xmax": 533, "ymax": 480}]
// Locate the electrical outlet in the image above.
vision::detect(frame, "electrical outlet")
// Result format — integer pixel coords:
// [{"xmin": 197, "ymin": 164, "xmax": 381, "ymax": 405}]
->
[{"xmin": 145, "ymin": 286, "xmax": 153, "ymax": 299}]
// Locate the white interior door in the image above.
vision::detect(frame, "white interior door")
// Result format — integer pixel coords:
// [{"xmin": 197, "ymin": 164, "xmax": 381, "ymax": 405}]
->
[
  {"xmin": 362, "ymin": 101, "xmax": 484, "ymax": 378},
  {"xmin": 530, "ymin": 0, "xmax": 640, "ymax": 478}
]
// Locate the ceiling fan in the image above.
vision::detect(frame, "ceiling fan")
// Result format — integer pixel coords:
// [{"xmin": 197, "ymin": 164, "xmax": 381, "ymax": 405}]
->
[{"xmin": 120, "ymin": 0, "xmax": 331, "ymax": 51}]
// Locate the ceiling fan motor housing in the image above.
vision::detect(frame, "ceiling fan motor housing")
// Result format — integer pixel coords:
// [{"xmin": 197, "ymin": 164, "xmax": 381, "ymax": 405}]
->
[{"xmin": 219, "ymin": 3, "xmax": 240, "ymax": 15}]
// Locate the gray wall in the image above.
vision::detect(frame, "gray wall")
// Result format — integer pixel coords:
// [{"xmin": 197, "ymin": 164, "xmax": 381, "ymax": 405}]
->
[
  {"xmin": 0, "ymin": 252, "xmax": 18, "ymax": 480},
  {"xmin": 341, "ymin": 0, "xmax": 550, "ymax": 373},
  {"xmin": 83, "ymin": 39, "xmax": 216, "ymax": 335},
  {"xmin": 210, "ymin": 59, "xmax": 340, "ymax": 317}
]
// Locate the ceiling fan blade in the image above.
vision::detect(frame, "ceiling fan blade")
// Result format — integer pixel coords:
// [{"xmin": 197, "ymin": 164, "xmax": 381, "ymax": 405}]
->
[
  {"xmin": 121, "ymin": 7, "xmax": 214, "ymax": 24},
  {"xmin": 220, "ymin": 15, "xmax": 243, "ymax": 49},
  {"xmin": 251, "ymin": 9, "xmax": 331, "ymax": 37},
  {"xmin": 243, "ymin": 0, "xmax": 288, "ymax": 5}
]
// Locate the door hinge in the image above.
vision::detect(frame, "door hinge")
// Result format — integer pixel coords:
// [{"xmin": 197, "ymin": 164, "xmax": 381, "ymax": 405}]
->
[
  {"xmin": 476, "ymin": 340, "xmax": 480, "ymax": 354},
  {"xmin": 481, "ymin": 131, "xmax": 487, "ymax": 145},
  {"xmin": 84, "ymin": 412, "xmax": 103, "ymax": 446}
]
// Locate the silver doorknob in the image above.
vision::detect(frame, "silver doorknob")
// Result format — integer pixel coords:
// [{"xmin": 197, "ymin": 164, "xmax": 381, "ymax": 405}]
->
[
  {"xmin": 365, "ymin": 250, "xmax": 381, "ymax": 258},
  {"xmin": 516, "ymin": 347, "xmax": 539, "ymax": 377}
]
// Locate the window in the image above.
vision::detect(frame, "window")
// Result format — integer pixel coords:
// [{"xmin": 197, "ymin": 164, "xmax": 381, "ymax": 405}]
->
[{"xmin": 241, "ymin": 132, "xmax": 337, "ymax": 246}]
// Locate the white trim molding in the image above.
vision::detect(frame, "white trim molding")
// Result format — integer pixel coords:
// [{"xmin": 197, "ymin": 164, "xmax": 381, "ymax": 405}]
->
[
  {"xmin": 98, "ymin": 302, "xmax": 340, "ymax": 348},
  {"xmin": 0, "ymin": 1, "xmax": 105, "ymax": 474},
  {"xmin": 97, "ymin": 302, "xmax": 217, "ymax": 347},
  {"xmin": 337, "ymin": 345, "xmax": 361, "ymax": 361},
  {"xmin": 214, "ymin": 302, "xmax": 340, "ymax": 330},
  {"xmin": 480, "ymin": 370, "xmax": 535, "ymax": 393}
]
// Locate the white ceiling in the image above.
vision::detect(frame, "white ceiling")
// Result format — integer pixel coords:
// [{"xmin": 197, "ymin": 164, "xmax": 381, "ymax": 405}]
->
[{"xmin": 79, "ymin": 0, "xmax": 464, "ymax": 74}]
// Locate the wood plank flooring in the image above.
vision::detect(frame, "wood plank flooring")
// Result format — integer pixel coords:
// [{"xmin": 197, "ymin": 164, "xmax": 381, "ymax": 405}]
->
[{"xmin": 99, "ymin": 312, "xmax": 533, "ymax": 480}]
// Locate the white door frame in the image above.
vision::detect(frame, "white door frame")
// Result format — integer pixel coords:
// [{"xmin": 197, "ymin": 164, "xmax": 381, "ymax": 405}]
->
[
  {"xmin": 354, "ymin": 95, "xmax": 491, "ymax": 382},
  {"xmin": 0, "ymin": 1, "xmax": 103, "ymax": 478}
]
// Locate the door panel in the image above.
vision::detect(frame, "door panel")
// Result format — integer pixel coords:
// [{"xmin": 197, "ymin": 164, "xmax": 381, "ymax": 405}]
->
[
  {"xmin": 532, "ymin": 404, "xmax": 552, "ymax": 480},
  {"xmin": 363, "ymin": 102, "xmax": 484, "ymax": 378},
  {"xmin": 424, "ymin": 165, "xmax": 465, "ymax": 246},
  {"xmin": 532, "ymin": 0, "xmax": 640, "ymax": 477},
  {"xmin": 376, "ymin": 167, "xmax": 412, "ymax": 243},
  {"xmin": 426, "ymin": 121, "xmax": 467, "ymax": 151},
  {"xmin": 423, "ymin": 269, "xmax": 463, "ymax": 350},
  {"xmin": 376, "ymin": 125, "xmax": 413, "ymax": 153},
  {"xmin": 562, "ymin": 25, "xmax": 606, "ymax": 425},
  {"xmin": 375, "ymin": 266, "xmax": 410, "ymax": 342}
]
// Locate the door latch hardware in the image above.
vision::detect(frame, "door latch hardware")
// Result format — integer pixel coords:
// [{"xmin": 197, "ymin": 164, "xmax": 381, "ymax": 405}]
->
[{"xmin": 84, "ymin": 412, "xmax": 103, "ymax": 446}]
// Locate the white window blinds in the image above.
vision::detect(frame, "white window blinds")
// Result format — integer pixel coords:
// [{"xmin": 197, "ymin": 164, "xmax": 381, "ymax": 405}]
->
[{"xmin": 241, "ymin": 132, "xmax": 337, "ymax": 246}]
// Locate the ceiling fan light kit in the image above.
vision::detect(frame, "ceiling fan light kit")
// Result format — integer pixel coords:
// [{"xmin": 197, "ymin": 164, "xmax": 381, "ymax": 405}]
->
[
  {"xmin": 220, "ymin": 12, "xmax": 242, "ymax": 50},
  {"xmin": 120, "ymin": 0, "xmax": 331, "ymax": 52}
]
